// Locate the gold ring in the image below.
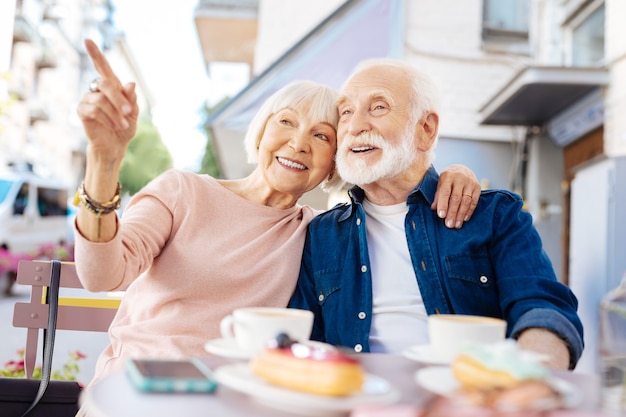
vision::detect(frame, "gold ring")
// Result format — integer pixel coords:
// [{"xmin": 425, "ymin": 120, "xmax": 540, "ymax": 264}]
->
[
  {"xmin": 463, "ymin": 193, "xmax": 472, "ymax": 198},
  {"xmin": 89, "ymin": 78, "xmax": 101, "ymax": 93}
]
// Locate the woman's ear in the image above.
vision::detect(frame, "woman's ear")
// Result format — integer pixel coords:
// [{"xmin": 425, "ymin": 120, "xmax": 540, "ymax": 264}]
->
[{"xmin": 416, "ymin": 112, "xmax": 439, "ymax": 151}]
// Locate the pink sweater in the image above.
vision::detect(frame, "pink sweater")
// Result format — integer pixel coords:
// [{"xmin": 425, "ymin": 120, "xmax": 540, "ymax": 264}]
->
[{"xmin": 74, "ymin": 170, "xmax": 318, "ymax": 385}]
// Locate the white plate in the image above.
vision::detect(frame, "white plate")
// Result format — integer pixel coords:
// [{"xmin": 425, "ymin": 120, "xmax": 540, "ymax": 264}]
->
[
  {"xmin": 215, "ymin": 363, "xmax": 401, "ymax": 417},
  {"xmin": 415, "ymin": 366, "xmax": 581, "ymax": 410},
  {"xmin": 402, "ymin": 344, "xmax": 451, "ymax": 365},
  {"xmin": 204, "ymin": 338, "xmax": 251, "ymax": 359},
  {"xmin": 204, "ymin": 339, "xmax": 339, "ymax": 360}
]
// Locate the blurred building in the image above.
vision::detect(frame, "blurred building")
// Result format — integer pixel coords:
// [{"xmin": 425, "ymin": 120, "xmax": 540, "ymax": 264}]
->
[
  {"xmin": 194, "ymin": 0, "xmax": 625, "ymax": 373},
  {"xmin": 0, "ymin": 0, "xmax": 152, "ymax": 188}
]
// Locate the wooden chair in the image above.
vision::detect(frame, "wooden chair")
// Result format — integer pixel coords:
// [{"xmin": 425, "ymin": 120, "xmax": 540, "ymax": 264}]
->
[{"xmin": 12, "ymin": 260, "xmax": 121, "ymax": 378}]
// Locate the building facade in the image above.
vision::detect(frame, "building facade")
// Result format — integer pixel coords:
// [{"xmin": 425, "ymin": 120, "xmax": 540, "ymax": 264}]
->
[
  {"xmin": 195, "ymin": 0, "xmax": 624, "ymax": 373},
  {"xmin": 0, "ymin": 0, "xmax": 152, "ymax": 188}
]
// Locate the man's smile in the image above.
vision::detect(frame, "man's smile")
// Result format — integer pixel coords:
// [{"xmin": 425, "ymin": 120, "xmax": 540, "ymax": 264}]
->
[{"xmin": 350, "ymin": 146, "xmax": 377, "ymax": 153}]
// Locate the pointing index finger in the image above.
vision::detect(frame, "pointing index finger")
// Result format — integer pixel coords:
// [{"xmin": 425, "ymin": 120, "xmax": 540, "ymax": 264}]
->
[{"xmin": 84, "ymin": 39, "xmax": 119, "ymax": 83}]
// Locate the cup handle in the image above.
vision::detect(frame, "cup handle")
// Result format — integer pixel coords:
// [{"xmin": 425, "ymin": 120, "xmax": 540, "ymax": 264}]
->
[{"xmin": 220, "ymin": 315, "xmax": 235, "ymax": 339}]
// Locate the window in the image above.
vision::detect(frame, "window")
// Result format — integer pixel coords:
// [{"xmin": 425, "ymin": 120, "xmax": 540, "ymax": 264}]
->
[
  {"xmin": 0, "ymin": 180, "xmax": 14, "ymax": 204},
  {"xmin": 37, "ymin": 186, "xmax": 68, "ymax": 217},
  {"xmin": 13, "ymin": 183, "xmax": 29, "ymax": 216},
  {"xmin": 571, "ymin": 3, "xmax": 605, "ymax": 66},
  {"xmin": 482, "ymin": 0, "xmax": 530, "ymax": 54},
  {"xmin": 483, "ymin": 0, "xmax": 529, "ymax": 38}
]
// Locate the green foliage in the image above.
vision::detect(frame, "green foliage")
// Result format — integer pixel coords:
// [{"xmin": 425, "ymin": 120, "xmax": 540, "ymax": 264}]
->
[
  {"xmin": 197, "ymin": 97, "xmax": 230, "ymax": 178},
  {"xmin": 198, "ymin": 131, "xmax": 221, "ymax": 178},
  {"xmin": 119, "ymin": 117, "xmax": 173, "ymax": 196},
  {"xmin": 1, "ymin": 349, "xmax": 86, "ymax": 384}
]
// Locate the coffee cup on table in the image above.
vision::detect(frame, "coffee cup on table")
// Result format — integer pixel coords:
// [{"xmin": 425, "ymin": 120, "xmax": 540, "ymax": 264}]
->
[
  {"xmin": 428, "ymin": 314, "xmax": 507, "ymax": 362},
  {"xmin": 219, "ymin": 307, "xmax": 314, "ymax": 355}
]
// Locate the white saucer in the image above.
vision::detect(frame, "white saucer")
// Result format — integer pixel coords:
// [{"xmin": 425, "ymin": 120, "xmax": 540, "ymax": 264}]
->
[
  {"xmin": 402, "ymin": 344, "xmax": 451, "ymax": 365},
  {"xmin": 204, "ymin": 338, "xmax": 339, "ymax": 360},
  {"xmin": 204, "ymin": 338, "xmax": 251, "ymax": 359},
  {"xmin": 215, "ymin": 363, "xmax": 400, "ymax": 416}
]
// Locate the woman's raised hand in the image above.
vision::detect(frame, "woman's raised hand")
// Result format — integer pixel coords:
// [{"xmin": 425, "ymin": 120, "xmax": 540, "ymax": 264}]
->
[{"xmin": 76, "ymin": 39, "xmax": 139, "ymax": 163}]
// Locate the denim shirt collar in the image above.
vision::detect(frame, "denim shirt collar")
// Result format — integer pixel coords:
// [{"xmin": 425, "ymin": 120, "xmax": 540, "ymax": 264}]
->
[{"xmin": 340, "ymin": 166, "xmax": 440, "ymax": 221}]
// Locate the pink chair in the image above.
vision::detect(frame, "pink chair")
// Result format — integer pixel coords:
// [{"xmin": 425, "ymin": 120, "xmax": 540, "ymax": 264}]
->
[{"xmin": 12, "ymin": 260, "xmax": 120, "ymax": 378}]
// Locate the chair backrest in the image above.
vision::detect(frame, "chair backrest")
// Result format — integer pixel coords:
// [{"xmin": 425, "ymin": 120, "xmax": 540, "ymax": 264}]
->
[{"xmin": 12, "ymin": 260, "xmax": 121, "ymax": 378}]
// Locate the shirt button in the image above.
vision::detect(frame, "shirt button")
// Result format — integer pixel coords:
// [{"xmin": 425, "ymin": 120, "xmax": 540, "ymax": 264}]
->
[
  {"xmin": 318, "ymin": 293, "xmax": 324, "ymax": 302},
  {"xmin": 354, "ymin": 344, "xmax": 363, "ymax": 353},
  {"xmin": 361, "ymin": 265, "xmax": 367, "ymax": 273},
  {"xmin": 479, "ymin": 275, "xmax": 488, "ymax": 284},
  {"xmin": 358, "ymin": 312, "xmax": 366, "ymax": 319},
  {"xmin": 356, "ymin": 218, "xmax": 361, "ymax": 226}
]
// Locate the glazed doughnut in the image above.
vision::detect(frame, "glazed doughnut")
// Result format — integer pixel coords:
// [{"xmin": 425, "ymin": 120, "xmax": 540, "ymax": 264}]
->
[
  {"xmin": 452, "ymin": 353, "xmax": 519, "ymax": 389},
  {"xmin": 451, "ymin": 340, "xmax": 549, "ymax": 390},
  {"xmin": 448, "ymin": 340, "xmax": 562, "ymax": 412}
]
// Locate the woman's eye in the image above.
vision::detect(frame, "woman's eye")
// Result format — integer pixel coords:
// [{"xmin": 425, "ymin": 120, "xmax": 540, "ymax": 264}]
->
[
  {"xmin": 340, "ymin": 109, "xmax": 352, "ymax": 116},
  {"xmin": 280, "ymin": 118, "xmax": 293, "ymax": 125},
  {"xmin": 315, "ymin": 133, "xmax": 329, "ymax": 141}
]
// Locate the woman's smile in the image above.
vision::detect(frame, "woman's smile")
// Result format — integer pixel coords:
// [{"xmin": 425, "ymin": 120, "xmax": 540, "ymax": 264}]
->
[{"xmin": 276, "ymin": 156, "xmax": 308, "ymax": 171}]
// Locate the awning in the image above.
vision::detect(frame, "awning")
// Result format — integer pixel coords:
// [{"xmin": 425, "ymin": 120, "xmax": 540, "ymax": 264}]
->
[
  {"xmin": 205, "ymin": 0, "xmax": 403, "ymax": 183},
  {"xmin": 479, "ymin": 66, "xmax": 609, "ymax": 126}
]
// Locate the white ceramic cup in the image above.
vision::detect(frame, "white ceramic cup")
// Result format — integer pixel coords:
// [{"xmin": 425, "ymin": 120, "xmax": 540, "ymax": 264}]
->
[
  {"xmin": 219, "ymin": 307, "xmax": 314, "ymax": 354},
  {"xmin": 428, "ymin": 314, "xmax": 507, "ymax": 362}
]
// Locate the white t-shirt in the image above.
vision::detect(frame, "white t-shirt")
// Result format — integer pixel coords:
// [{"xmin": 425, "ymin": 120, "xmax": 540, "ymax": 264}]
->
[{"xmin": 363, "ymin": 199, "xmax": 429, "ymax": 353}]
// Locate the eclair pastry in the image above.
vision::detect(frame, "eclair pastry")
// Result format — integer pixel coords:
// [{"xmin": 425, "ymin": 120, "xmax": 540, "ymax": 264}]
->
[{"xmin": 250, "ymin": 334, "xmax": 365, "ymax": 396}]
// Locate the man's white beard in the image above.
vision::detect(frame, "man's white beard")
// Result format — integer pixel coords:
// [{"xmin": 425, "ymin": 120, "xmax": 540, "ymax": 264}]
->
[{"xmin": 336, "ymin": 126, "xmax": 417, "ymax": 186}]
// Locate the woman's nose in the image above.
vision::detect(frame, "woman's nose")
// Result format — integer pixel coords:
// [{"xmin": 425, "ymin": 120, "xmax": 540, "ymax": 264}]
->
[{"xmin": 288, "ymin": 130, "xmax": 311, "ymax": 152}]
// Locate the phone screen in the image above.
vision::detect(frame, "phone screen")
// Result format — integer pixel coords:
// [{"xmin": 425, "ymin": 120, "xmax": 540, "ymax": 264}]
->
[
  {"xmin": 133, "ymin": 360, "xmax": 209, "ymax": 379},
  {"xmin": 126, "ymin": 359, "xmax": 217, "ymax": 393}
]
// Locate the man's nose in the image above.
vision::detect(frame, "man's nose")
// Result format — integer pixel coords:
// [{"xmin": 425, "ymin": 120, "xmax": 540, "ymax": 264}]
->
[{"xmin": 344, "ymin": 109, "xmax": 371, "ymax": 137}]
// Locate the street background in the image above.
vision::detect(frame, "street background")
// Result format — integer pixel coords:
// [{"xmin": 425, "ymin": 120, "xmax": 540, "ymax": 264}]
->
[{"xmin": 1, "ymin": 278, "xmax": 109, "ymax": 385}]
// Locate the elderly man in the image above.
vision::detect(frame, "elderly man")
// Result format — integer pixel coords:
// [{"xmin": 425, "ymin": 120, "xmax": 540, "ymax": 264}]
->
[{"xmin": 289, "ymin": 59, "xmax": 583, "ymax": 370}]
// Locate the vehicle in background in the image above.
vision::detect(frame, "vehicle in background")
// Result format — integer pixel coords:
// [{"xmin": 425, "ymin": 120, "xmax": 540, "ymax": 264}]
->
[{"xmin": 0, "ymin": 171, "xmax": 72, "ymax": 254}]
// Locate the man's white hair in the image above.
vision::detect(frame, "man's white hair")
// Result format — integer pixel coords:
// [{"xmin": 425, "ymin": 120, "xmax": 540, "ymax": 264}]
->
[
  {"xmin": 344, "ymin": 58, "xmax": 441, "ymax": 120},
  {"xmin": 342, "ymin": 58, "xmax": 441, "ymax": 165}
]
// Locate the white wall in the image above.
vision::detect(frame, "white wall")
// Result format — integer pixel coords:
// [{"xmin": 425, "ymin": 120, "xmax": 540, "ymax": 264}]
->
[
  {"xmin": 569, "ymin": 157, "xmax": 626, "ymax": 373},
  {"xmin": 404, "ymin": 0, "xmax": 529, "ymax": 144},
  {"xmin": 604, "ymin": 0, "xmax": 626, "ymax": 156},
  {"xmin": 254, "ymin": 0, "xmax": 345, "ymax": 74}
]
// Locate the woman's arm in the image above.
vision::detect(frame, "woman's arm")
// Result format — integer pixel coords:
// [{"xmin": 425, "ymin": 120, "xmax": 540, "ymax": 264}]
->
[{"xmin": 75, "ymin": 39, "xmax": 139, "ymax": 242}]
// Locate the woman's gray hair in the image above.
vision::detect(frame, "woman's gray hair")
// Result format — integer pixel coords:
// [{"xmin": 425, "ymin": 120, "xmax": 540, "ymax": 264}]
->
[{"xmin": 244, "ymin": 80, "xmax": 343, "ymax": 192}]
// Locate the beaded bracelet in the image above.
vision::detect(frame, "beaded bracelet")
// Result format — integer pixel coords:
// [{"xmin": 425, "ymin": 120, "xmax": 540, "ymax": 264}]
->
[{"xmin": 74, "ymin": 181, "xmax": 121, "ymax": 238}]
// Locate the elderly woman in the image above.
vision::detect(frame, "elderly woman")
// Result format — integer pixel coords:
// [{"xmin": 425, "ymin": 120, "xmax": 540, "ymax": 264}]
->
[{"xmin": 74, "ymin": 40, "xmax": 480, "ymax": 387}]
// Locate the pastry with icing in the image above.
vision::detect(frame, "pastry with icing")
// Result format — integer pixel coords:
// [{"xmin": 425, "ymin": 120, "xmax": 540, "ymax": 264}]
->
[{"xmin": 250, "ymin": 333, "xmax": 365, "ymax": 396}]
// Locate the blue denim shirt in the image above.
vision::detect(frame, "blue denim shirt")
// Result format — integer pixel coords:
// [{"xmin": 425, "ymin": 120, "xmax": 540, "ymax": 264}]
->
[{"xmin": 289, "ymin": 166, "xmax": 584, "ymax": 368}]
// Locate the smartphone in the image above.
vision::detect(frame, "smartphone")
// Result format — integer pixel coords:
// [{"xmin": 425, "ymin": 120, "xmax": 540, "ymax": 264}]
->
[{"xmin": 126, "ymin": 358, "xmax": 218, "ymax": 393}]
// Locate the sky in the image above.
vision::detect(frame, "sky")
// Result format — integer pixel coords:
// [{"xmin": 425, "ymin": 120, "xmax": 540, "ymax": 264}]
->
[{"xmin": 111, "ymin": 1, "xmax": 250, "ymax": 170}]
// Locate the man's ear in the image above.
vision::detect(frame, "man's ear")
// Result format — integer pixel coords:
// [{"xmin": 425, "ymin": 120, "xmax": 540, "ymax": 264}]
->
[{"xmin": 416, "ymin": 112, "xmax": 439, "ymax": 151}]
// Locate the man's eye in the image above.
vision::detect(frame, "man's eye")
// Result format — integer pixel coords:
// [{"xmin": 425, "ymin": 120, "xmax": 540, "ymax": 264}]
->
[
  {"xmin": 340, "ymin": 109, "xmax": 352, "ymax": 116},
  {"xmin": 280, "ymin": 119, "xmax": 292, "ymax": 125}
]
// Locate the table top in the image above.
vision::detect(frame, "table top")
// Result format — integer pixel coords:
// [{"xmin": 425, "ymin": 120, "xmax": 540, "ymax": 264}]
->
[{"xmin": 80, "ymin": 353, "xmax": 602, "ymax": 417}]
